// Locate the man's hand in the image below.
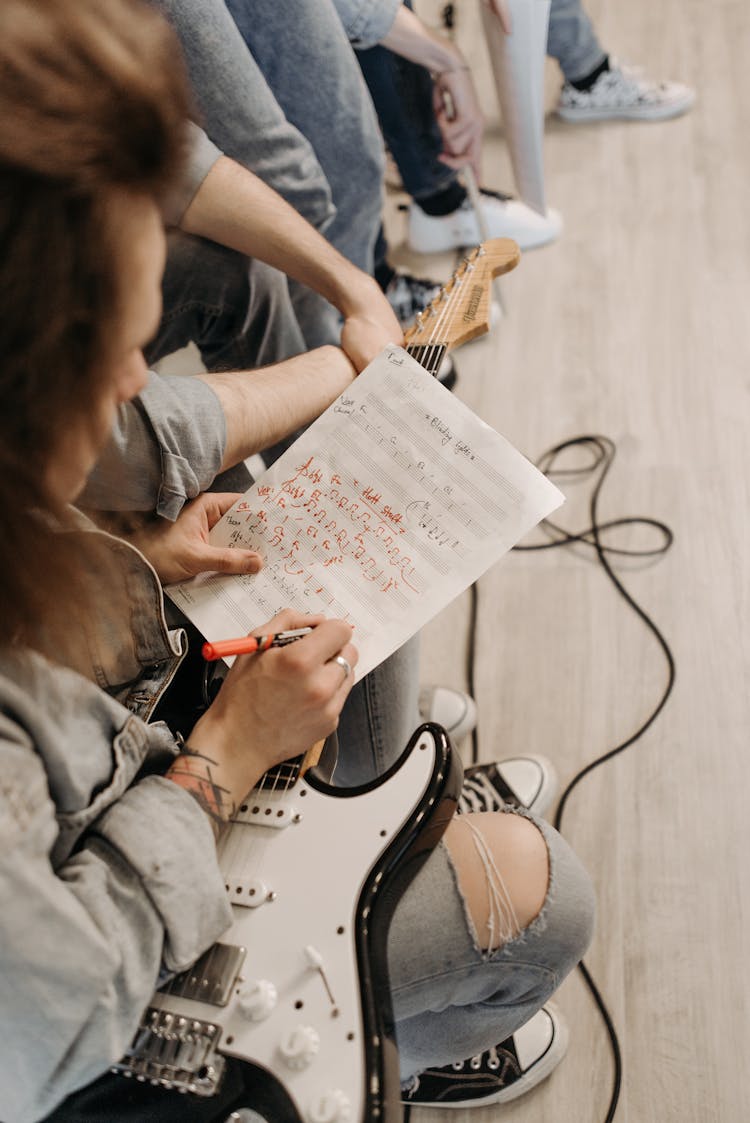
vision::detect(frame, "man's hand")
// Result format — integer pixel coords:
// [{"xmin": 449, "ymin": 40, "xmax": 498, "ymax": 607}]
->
[
  {"xmin": 130, "ymin": 493, "xmax": 262, "ymax": 584},
  {"xmin": 339, "ymin": 276, "xmax": 404, "ymax": 372},
  {"xmin": 433, "ymin": 67, "xmax": 484, "ymax": 182}
]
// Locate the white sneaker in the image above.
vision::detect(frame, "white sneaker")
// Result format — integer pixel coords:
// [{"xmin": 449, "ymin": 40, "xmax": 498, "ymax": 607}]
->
[
  {"xmin": 407, "ymin": 190, "xmax": 562, "ymax": 254},
  {"xmin": 419, "ymin": 685, "xmax": 478, "ymax": 742},
  {"xmin": 557, "ymin": 61, "xmax": 695, "ymax": 122},
  {"xmin": 418, "ymin": 688, "xmax": 558, "ymax": 815},
  {"xmin": 402, "ymin": 1004, "xmax": 569, "ymax": 1108}
]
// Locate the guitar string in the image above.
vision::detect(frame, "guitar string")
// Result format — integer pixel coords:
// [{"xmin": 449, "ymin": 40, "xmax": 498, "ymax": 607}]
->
[
  {"xmin": 407, "ymin": 261, "xmax": 457, "ymax": 372},
  {"xmin": 408, "ymin": 247, "xmax": 483, "ymax": 374},
  {"xmin": 413, "ymin": 253, "xmax": 468, "ymax": 372}
]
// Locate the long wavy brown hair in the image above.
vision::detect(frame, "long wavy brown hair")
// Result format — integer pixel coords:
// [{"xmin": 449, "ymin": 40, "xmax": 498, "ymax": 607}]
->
[{"xmin": 0, "ymin": 0, "xmax": 191, "ymax": 656}]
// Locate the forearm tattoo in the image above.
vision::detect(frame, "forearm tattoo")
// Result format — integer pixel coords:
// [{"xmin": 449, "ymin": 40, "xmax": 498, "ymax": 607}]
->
[{"xmin": 166, "ymin": 745, "xmax": 236, "ymax": 841}]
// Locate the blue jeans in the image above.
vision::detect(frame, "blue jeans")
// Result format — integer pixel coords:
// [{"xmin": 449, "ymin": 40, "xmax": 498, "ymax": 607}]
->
[
  {"xmin": 154, "ymin": 0, "xmax": 384, "ymax": 354},
  {"xmin": 357, "ymin": 0, "xmax": 455, "ymax": 206}
]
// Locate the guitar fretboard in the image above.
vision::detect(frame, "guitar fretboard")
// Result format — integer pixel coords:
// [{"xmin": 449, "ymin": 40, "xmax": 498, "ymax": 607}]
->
[
  {"xmin": 406, "ymin": 342, "xmax": 447, "ymax": 377},
  {"xmin": 257, "ymin": 758, "xmax": 302, "ymax": 791}
]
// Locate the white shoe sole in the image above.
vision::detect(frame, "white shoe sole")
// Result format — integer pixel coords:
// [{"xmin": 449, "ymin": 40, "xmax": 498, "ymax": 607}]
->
[
  {"xmin": 493, "ymin": 1004, "xmax": 570, "ymax": 1106},
  {"xmin": 557, "ymin": 93, "xmax": 695, "ymax": 122}
]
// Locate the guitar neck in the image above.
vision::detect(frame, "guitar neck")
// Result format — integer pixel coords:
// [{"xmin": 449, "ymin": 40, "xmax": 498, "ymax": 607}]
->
[
  {"xmin": 405, "ymin": 341, "xmax": 447, "ymax": 377},
  {"xmin": 403, "ymin": 237, "xmax": 521, "ymax": 372}
]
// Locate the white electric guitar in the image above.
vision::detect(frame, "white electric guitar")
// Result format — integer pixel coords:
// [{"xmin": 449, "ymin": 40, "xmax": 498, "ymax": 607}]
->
[
  {"xmin": 113, "ymin": 239, "xmax": 521, "ymax": 1123},
  {"xmin": 114, "ymin": 724, "xmax": 458, "ymax": 1122}
]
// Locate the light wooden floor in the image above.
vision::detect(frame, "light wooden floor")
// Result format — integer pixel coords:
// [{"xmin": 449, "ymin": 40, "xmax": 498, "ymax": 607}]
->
[{"xmin": 389, "ymin": 1, "xmax": 750, "ymax": 1120}]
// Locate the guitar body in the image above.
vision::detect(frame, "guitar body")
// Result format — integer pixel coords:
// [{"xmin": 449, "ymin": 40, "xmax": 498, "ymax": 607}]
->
[{"xmin": 115, "ymin": 723, "xmax": 461, "ymax": 1123}]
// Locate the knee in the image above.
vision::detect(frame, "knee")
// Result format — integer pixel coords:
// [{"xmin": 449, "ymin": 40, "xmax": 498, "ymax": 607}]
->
[
  {"xmin": 540, "ymin": 823, "xmax": 596, "ymax": 974},
  {"xmin": 445, "ymin": 811, "xmax": 550, "ymax": 951}
]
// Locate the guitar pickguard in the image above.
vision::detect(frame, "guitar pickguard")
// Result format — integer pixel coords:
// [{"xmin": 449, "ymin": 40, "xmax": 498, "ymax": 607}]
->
[{"xmin": 114, "ymin": 724, "xmax": 459, "ymax": 1123}]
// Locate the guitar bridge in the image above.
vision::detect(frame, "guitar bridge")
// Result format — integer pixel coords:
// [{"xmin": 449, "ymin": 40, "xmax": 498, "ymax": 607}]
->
[{"xmin": 112, "ymin": 1007, "xmax": 225, "ymax": 1096}]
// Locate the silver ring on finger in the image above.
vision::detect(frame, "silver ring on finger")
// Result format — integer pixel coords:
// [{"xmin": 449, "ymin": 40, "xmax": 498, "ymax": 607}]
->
[{"xmin": 332, "ymin": 654, "xmax": 352, "ymax": 682}]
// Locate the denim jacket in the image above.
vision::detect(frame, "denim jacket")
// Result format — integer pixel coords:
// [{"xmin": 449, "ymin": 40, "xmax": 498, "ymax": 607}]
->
[{"xmin": 0, "ymin": 378, "xmax": 233, "ymax": 1122}]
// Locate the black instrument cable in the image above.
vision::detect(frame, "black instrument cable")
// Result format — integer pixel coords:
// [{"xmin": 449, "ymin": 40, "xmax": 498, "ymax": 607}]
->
[{"xmin": 465, "ymin": 435, "xmax": 675, "ymax": 1122}]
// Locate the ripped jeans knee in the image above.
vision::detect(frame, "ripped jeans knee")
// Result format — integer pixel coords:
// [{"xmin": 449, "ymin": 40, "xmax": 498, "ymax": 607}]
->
[{"xmin": 387, "ymin": 807, "xmax": 595, "ymax": 1078}]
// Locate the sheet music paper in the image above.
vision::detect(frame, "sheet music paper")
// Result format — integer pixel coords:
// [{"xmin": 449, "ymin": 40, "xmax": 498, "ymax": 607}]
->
[
  {"xmin": 168, "ymin": 346, "xmax": 563, "ymax": 680},
  {"xmin": 482, "ymin": 0, "xmax": 551, "ymax": 215}
]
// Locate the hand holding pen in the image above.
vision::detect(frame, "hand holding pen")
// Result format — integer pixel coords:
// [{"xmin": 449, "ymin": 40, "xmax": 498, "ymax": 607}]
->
[
  {"xmin": 168, "ymin": 611, "xmax": 358, "ymax": 833},
  {"xmin": 183, "ymin": 611, "xmax": 359, "ymax": 804},
  {"xmin": 202, "ymin": 622, "xmax": 355, "ymax": 684},
  {"xmin": 202, "ymin": 627, "xmax": 315, "ymax": 661}
]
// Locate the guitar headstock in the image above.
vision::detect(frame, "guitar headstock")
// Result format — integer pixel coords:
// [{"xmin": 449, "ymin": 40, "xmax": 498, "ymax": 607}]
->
[{"xmin": 403, "ymin": 238, "xmax": 520, "ymax": 356}]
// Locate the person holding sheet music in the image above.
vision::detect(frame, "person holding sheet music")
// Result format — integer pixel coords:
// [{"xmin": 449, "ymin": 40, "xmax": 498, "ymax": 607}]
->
[{"xmin": 0, "ymin": 1, "xmax": 595, "ymax": 1119}]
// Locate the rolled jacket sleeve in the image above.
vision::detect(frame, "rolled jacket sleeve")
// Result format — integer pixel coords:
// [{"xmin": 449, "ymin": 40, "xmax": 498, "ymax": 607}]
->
[
  {"xmin": 331, "ymin": 0, "xmax": 401, "ymax": 48},
  {"xmin": 81, "ymin": 369, "xmax": 227, "ymax": 520}
]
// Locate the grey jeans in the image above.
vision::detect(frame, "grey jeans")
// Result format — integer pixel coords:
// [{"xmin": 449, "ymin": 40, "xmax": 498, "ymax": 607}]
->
[
  {"xmin": 154, "ymin": 0, "xmax": 385, "ymax": 356},
  {"xmin": 148, "ymin": 237, "xmax": 306, "ymax": 373}
]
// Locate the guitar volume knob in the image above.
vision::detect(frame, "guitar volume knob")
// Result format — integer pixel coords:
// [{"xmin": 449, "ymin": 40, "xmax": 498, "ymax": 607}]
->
[
  {"xmin": 237, "ymin": 980, "xmax": 277, "ymax": 1021},
  {"xmin": 309, "ymin": 1089, "xmax": 351, "ymax": 1123},
  {"xmin": 279, "ymin": 1025, "xmax": 320, "ymax": 1069}
]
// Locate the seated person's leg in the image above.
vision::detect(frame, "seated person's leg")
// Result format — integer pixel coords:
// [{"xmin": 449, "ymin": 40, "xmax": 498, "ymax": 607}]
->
[
  {"xmin": 388, "ymin": 808, "xmax": 595, "ymax": 1079},
  {"xmin": 334, "ymin": 634, "xmax": 422, "ymax": 787},
  {"xmin": 226, "ymin": 0, "xmax": 385, "ymax": 276},
  {"xmin": 149, "ymin": 234, "xmax": 306, "ymax": 373},
  {"xmin": 357, "ymin": 23, "xmax": 458, "ymax": 210},
  {"xmin": 359, "ymin": 0, "xmax": 561, "ymax": 253},
  {"xmin": 547, "ymin": 0, "xmax": 606, "ymax": 85},
  {"xmin": 155, "ymin": 0, "xmax": 344, "ymax": 350}
]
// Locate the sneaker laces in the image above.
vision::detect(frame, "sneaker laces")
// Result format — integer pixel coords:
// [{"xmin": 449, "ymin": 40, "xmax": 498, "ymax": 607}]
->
[
  {"xmin": 458, "ymin": 770, "xmax": 503, "ymax": 814},
  {"xmin": 451, "ymin": 1045, "xmax": 499, "ymax": 1072},
  {"xmin": 486, "ymin": 1045, "xmax": 502, "ymax": 1071}
]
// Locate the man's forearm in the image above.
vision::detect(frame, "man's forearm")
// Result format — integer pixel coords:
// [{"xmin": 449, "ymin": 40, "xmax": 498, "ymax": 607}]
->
[
  {"xmin": 180, "ymin": 156, "xmax": 382, "ymax": 318},
  {"xmin": 198, "ymin": 345, "xmax": 357, "ymax": 471},
  {"xmin": 380, "ymin": 5, "xmax": 466, "ymax": 74}
]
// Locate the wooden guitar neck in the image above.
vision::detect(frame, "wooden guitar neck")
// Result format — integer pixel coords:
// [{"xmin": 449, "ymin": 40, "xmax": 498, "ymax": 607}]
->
[{"xmin": 403, "ymin": 237, "xmax": 520, "ymax": 375}]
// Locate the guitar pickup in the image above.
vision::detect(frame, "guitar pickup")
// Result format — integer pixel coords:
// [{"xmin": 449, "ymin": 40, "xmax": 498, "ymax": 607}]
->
[
  {"xmin": 159, "ymin": 943, "xmax": 246, "ymax": 1006},
  {"xmin": 232, "ymin": 793, "xmax": 299, "ymax": 829}
]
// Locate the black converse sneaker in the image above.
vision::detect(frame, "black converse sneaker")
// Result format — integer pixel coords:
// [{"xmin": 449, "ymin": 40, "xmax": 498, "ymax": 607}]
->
[
  {"xmin": 418, "ymin": 687, "xmax": 557, "ymax": 815},
  {"xmin": 458, "ymin": 756, "xmax": 557, "ymax": 817},
  {"xmin": 402, "ymin": 1004, "xmax": 568, "ymax": 1109}
]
